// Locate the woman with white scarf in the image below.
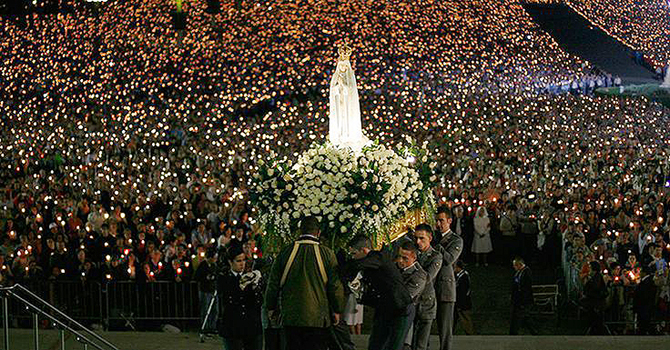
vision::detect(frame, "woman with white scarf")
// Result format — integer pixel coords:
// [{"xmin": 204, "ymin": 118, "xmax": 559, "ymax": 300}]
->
[{"xmin": 472, "ymin": 206, "xmax": 493, "ymax": 266}]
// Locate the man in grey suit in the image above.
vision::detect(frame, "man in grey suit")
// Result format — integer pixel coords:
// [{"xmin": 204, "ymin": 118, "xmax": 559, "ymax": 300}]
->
[
  {"xmin": 413, "ymin": 223, "xmax": 442, "ymax": 350},
  {"xmin": 434, "ymin": 206, "xmax": 463, "ymax": 350},
  {"xmin": 397, "ymin": 241, "xmax": 427, "ymax": 350}
]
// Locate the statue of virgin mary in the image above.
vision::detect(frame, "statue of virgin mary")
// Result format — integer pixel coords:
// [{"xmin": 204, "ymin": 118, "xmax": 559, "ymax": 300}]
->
[{"xmin": 329, "ymin": 44, "xmax": 368, "ymax": 151}]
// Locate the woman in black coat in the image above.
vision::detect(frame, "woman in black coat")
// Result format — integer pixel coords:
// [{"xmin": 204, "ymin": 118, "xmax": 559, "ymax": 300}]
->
[{"xmin": 218, "ymin": 243, "xmax": 263, "ymax": 350}]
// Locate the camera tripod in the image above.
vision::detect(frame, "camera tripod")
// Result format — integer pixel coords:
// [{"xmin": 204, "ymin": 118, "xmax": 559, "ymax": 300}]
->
[{"xmin": 198, "ymin": 290, "xmax": 218, "ymax": 343}]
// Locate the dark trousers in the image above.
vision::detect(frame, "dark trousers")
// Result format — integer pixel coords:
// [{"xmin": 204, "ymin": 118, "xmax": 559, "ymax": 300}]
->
[
  {"xmin": 264, "ymin": 328, "xmax": 283, "ymax": 350},
  {"xmin": 586, "ymin": 307, "xmax": 606, "ymax": 335},
  {"xmin": 284, "ymin": 327, "xmax": 329, "ymax": 350},
  {"xmin": 412, "ymin": 317, "xmax": 434, "ymax": 350},
  {"xmin": 509, "ymin": 304, "xmax": 537, "ymax": 335},
  {"xmin": 369, "ymin": 305, "xmax": 413, "ymax": 350},
  {"xmin": 637, "ymin": 310, "xmax": 653, "ymax": 335},
  {"xmin": 436, "ymin": 302, "xmax": 455, "ymax": 350},
  {"xmin": 453, "ymin": 308, "xmax": 475, "ymax": 335},
  {"xmin": 328, "ymin": 321, "xmax": 356, "ymax": 350},
  {"xmin": 222, "ymin": 335, "xmax": 263, "ymax": 350}
]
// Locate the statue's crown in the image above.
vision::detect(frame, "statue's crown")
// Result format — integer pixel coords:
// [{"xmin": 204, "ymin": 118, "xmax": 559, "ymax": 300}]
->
[{"xmin": 338, "ymin": 43, "xmax": 353, "ymax": 61}]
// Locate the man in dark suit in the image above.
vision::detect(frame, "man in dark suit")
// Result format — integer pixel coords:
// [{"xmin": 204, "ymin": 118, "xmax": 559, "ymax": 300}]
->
[
  {"xmin": 265, "ymin": 216, "xmax": 345, "ymax": 350},
  {"xmin": 454, "ymin": 260, "xmax": 474, "ymax": 335},
  {"xmin": 194, "ymin": 248, "xmax": 219, "ymax": 335},
  {"xmin": 347, "ymin": 234, "xmax": 412, "ymax": 350},
  {"xmin": 581, "ymin": 261, "xmax": 608, "ymax": 335},
  {"xmin": 218, "ymin": 243, "xmax": 263, "ymax": 350},
  {"xmin": 413, "ymin": 224, "xmax": 442, "ymax": 350},
  {"xmin": 434, "ymin": 206, "xmax": 463, "ymax": 350},
  {"xmin": 634, "ymin": 265, "xmax": 657, "ymax": 335},
  {"xmin": 510, "ymin": 257, "xmax": 537, "ymax": 335}
]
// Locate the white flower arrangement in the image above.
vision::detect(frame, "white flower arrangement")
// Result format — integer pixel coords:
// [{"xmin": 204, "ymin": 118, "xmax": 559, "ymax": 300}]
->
[{"xmin": 250, "ymin": 140, "xmax": 437, "ymax": 252}]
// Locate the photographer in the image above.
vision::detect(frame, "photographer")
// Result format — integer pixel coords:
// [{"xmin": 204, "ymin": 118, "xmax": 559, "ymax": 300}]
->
[{"xmin": 194, "ymin": 248, "xmax": 219, "ymax": 336}]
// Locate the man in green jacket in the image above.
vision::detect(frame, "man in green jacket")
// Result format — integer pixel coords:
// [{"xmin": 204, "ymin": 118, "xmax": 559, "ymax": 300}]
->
[{"xmin": 265, "ymin": 216, "xmax": 345, "ymax": 350}]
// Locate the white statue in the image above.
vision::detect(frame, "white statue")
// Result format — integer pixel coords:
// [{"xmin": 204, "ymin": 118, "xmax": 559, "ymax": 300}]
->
[
  {"xmin": 329, "ymin": 44, "xmax": 368, "ymax": 150},
  {"xmin": 661, "ymin": 64, "xmax": 670, "ymax": 88}
]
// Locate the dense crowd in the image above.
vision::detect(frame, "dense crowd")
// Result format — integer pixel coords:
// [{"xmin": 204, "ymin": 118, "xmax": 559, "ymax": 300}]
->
[
  {"xmin": 567, "ymin": 0, "xmax": 670, "ymax": 70},
  {"xmin": 1, "ymin": 0, "xmax": 670, "ymax": 335}
]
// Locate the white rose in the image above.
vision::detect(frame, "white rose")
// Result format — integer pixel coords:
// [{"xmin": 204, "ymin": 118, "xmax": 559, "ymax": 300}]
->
[
  {"xmin": 340, "ymin": 226, "xmax": 347, "ymax": 233},
  {"xmin": 267, "ymin": 168, "xmax": 275, "ymax": 177},
  {"xmin": 292, "ymin": 211, "xmax": 300, "ymax": 219},
  {"xmin": 372, "ymin": 204, "xmax": 379, "ymax": 211},
  {"xmin": 282, "ymin": 203, "xmax": 289, "ymax": 209},
  {"xmin": 329, "ymin": 222, "xmax": 335, "ymax": 228},
  {"xmin": 354, "ymin": 203, "xmax": 361, "ymax": 209}
]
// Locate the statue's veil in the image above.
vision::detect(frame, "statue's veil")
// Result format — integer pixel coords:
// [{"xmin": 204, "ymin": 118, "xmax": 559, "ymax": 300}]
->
[{"xmin": 329, "ymin": 44, "xmax": 365, "ymax": 149}]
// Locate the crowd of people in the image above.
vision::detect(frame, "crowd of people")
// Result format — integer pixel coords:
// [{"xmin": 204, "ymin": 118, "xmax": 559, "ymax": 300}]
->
[
  {"xmin": 1, "ymin": 0, "xmax": 670, "ymax": 340},
  {"xmin": 567, "ymin": 0, "xmax": 670, "ymax": 71}
]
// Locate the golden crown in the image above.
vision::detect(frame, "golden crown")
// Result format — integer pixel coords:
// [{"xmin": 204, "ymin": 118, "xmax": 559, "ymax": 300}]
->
[{"xmin": 338, "ymin": 43, "xmax": 353, "ymax": 61}]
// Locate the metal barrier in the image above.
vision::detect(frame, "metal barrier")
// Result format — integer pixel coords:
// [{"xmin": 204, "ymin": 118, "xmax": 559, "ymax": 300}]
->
[
  {"xmin": 106, "ymin": 281, "xmax": 200, "ymax": 326},
  {"xmin": 6, "ymin": 281, "xmax": 104, "ymax": 326},
  {"xmin": 3, "ymin": 281, "xmax": 202, "ymax": 333}
]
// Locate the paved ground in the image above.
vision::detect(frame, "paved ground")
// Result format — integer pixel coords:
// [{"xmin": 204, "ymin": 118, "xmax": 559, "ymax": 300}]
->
[
  {"xmin": 4, "ymin": 329, "xmax": 670, "ymax": 350},
  {"xmin": 523, "ymin": 3, "xmax": 659, "ymax": 85}
]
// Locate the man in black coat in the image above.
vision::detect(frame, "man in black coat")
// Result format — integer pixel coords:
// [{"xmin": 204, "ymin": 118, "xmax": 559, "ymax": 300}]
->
[
  {"xmin": 194, "ymin": 248, "xmax": 219, "ymax": 334},
  {"xmin": 510, "ymin": 257, "xmax": 537, "ymax": 335},
  {"xmin": 454, "ymin": 260, "xmax": 474, "ymax": 335},
  {"xmin": 347, "ymin": 234, "xmax": 412, "ymax": 350},
  {"xmin": 582, "ymin": 261, "xmax": 608, "ymax": 335},
  {"xmin": 634, "ymin": 266, "xmax": 657, "ymax": 335}
]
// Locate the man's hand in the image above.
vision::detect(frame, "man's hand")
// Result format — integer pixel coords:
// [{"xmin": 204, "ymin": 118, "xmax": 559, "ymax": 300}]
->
[
  {"xmin": 267, "ymin": 309, "xmax": 280, "ymax": 326},
  {"xmin": 332, "ymin": 312, "xmax": 340, "ymax": 326}
]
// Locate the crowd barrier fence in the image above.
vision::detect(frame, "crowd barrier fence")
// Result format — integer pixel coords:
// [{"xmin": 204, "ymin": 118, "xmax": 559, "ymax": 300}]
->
[{"xmin": 3, "ymin": 281, "xmax": 202, "ymax": 330}]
